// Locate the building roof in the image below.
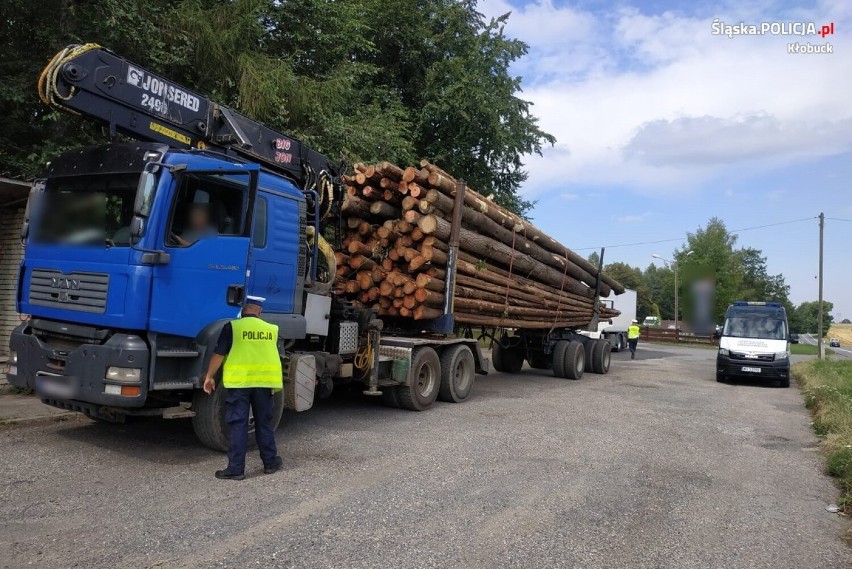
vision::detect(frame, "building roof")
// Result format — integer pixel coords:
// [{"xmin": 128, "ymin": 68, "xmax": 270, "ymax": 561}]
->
[{"xmin": 0, "ymin": 177, "xmax": 29, "ymax": 208}]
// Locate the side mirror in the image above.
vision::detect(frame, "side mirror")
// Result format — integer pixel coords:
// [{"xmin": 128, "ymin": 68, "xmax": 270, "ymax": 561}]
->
[
  {"xmin": 130, "ymin": 216, "xmax": 146, "ymax": 238},
  {"xmin": 134, "ymin": 171, "xmax": 157, "ymax": 217}
]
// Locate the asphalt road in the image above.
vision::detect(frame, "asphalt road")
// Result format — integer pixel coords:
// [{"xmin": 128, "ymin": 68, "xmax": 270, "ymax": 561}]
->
[
  {"xmin": 800, "ymin": 333, "xmax": 852, "ymax": 358},
  {"xmin": 1, "ymin": 345, "xmax": 849, "ymax": 568}
]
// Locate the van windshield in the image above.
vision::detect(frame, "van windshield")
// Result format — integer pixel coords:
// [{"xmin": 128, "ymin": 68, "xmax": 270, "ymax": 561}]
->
[{"xmin": 723, "ymin": 316, "xmax": 787, "ymax": 340}]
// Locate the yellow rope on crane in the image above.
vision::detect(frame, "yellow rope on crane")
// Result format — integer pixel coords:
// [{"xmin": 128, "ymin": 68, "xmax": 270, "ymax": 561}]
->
[
  {"xmin": 353, "ymin": 332, "xmax": 374, "ymax": 376},
  {"xmin": 37, "ymin": 43, "xmax": 101, "ymax": 111}
]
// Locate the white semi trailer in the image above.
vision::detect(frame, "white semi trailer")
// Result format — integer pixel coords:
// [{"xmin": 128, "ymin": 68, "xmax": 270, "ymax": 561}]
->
[{"xmin": 580, "ymin": 289, "xmax": 637, "ymax": 352}]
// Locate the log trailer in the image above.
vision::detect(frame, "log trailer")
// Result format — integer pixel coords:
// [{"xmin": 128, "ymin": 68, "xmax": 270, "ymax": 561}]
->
[{"xmin": 7, "ymin": 45, "xmax": 618, "ymax": 450}]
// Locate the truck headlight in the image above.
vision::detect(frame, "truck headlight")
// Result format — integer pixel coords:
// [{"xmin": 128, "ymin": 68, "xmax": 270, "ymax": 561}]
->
[
  {"xmin": 775, "ymin": 351, "xmax": 789, "ymax": 360},
  {"xmin": 105, "ymin": 366, "xmax": 141, "ymax": 383},
  {"xmin": 718, "ymin": 348, "xmax": 729, "ymax": 356}
]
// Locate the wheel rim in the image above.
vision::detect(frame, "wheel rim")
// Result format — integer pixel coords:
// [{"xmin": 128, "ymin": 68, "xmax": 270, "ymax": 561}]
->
[
  {"xmin": 416, "ymin": 361, "xmax": 437, "ymax": 398},
  {"xmin": 576, "ymin": 351, "xmax": 585, "ymax": 374},
  {"xmin": 454, "ymin": 356, "xmax": 472, "ymax": 392},
  {"xmin": 602, "ymin": 349, "xmax": 611, "ymax": 371}
]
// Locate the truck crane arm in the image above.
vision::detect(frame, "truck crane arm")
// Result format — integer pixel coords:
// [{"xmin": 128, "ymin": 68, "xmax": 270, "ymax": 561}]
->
[{"xmin": 38, "ymin": 44, "xmax": 339, "ymax": 214}]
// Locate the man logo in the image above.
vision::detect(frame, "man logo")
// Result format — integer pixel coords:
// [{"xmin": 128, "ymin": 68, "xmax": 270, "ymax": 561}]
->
[{"xmin": 127, "ymin": 65, "xmax": 143, "ymax": 87}]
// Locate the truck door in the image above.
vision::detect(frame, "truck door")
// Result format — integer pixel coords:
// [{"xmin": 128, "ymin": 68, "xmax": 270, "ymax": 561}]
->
[
  {"xmin": 246, "ymin": 190, "xmax": 303, "ymax": 314},
  {"xmin": 149, "ymin": 168, "xmax": 258, "ymax": 338}
]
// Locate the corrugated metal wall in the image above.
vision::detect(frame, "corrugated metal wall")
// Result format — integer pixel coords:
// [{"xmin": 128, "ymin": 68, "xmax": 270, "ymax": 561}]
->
[{"xmin": 0, "ymin": 207, "xmax": 25, "ymax": 358}]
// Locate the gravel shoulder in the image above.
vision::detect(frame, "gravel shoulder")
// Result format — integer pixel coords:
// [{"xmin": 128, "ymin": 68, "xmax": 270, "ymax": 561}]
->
[{"xmin": 0, "ymin": 344, "xmax": 849, "ymax": 568}]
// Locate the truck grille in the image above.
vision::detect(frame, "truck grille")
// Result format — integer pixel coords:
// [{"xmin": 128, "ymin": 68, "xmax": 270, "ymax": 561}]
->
[{"xmin": 29, "ymin": 269, "xmax": 109, "ymax": 314}]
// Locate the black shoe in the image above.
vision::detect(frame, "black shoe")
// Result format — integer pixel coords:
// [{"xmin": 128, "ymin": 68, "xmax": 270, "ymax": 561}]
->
[
  {"xmin": 215, "ymin": 469, "xmax": 246, "ymax": 481},
  {"xmin": 263, "ymin": 457, "xmax": 283, "ymax": 475},
  {"xmin": 631, "ymin": 353, "xmax": 635, "ymax": 359}
]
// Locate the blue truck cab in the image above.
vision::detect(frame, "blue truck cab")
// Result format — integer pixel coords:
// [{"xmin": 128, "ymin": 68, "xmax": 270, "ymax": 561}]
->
[{"xmin": 9, "ymin": 143, "xmax": 312, "ymax": 426}]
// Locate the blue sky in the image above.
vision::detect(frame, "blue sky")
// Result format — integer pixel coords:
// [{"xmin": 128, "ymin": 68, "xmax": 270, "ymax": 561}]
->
[{"xmin": 478, "ymin": 0, "xmax": 852, "ymax": 318}]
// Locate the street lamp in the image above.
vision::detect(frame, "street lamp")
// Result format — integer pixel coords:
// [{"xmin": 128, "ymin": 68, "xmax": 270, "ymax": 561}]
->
[{"xmin": 652, "ymin": 250, "xmax": 694, "ymax": 335}]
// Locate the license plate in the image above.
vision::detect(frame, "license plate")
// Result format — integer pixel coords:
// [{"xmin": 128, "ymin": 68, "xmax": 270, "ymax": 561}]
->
[
  {"xmin": 741, "ymin": 366, "xmax": 761, "ymax": 374},
  {"xmin": 35, "ymin": 373, "xmax": 74, "ymax": 398}
]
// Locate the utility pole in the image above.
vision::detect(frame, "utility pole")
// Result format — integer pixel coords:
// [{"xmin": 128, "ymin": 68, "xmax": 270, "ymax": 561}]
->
[
  {"xmin": 818, "ymin": 212, "xmax": 825, "ymax": 359},
  {"xmin": 674, "ymin": 262, "xmax": 679, "ymax": 339}
]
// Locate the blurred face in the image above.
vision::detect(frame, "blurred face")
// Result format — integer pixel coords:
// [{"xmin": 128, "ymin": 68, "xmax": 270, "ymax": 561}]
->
[
  {"xmin": 242, "ymin": 303, "xmax": 262, "ymax": 317},
  {"xmin": 189, "ymin": 207, "xmax": 209, "ymax": 230}
]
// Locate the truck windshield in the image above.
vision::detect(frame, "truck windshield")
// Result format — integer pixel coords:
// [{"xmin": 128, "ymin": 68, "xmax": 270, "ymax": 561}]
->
[
  {"xmin": 723, "ymin": 316, "xmax": 787, "ymax": 340},
  {"xmin": 30, "ymin": 174, "xmax": 138, "ymax": 247}
]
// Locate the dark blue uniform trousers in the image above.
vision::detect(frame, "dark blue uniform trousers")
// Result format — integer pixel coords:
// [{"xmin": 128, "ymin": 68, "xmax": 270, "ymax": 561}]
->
[{"xmin": 225, "ymin": 387, "xmax": 278, "ymax": 474}]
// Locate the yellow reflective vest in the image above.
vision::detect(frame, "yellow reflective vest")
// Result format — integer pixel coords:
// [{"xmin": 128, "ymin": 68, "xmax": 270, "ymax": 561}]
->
[
  {"xmin": 222, "ymin": 317, "xmax": 283, "ymax": 389},
  {"xmin": 628, "ymin": 324, "xmax": 641, "ymax": 340}
]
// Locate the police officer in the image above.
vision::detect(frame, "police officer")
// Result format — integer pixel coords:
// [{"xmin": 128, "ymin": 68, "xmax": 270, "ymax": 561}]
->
[
  {"xmin": 627, "ymin": 319, "xmax": 641, "ymax": 360},
  {"xmin": 203, "ymin": 296, "xmax": 283, "ymax": 480}
]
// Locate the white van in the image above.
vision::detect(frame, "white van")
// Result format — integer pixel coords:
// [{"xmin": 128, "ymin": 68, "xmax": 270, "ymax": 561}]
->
[{"xmin": 716, "ymin": 301, "xmax": 790, "ymax": 387}]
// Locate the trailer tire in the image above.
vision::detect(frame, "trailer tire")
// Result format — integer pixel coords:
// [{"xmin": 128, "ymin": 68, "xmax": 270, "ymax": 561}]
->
[
  {"xmin": 492, "ymin": 341, "xmax": 523, "ymax": 374},
  {"xmin": 397, "ymin": 347, "xmax": 441, "ymax": 411},
  {"xmin": 584, "ymin": 340, "xmax": 597, "ymax": 372},
  {"xmin": 592, "ymin": 340, "xmax": 611, "ymax": 374},
  {"xmin": 192, "ymin": 375, "xmax": 285, "ymax": 452},
  {"xmin": 564, "ymin": 341, "xmax": 585, "ymax": 380},
  {"xmin": 527, "ymin": 352, "xmax": 552, "ymax": 370},
  {"xmin": 381, "ymin": 386, "xmax": 401, "ymax": 408},
  {"xmin": 552, "ymin": 341, "xmax": 570, "ymax": 378},
  {"xmin": 438, "ymin": 345, "xmax": 475, "ymax": 402}
]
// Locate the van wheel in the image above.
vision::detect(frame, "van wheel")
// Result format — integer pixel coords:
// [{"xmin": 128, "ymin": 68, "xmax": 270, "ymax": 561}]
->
[
  {"xmin": 778, "ymin": 377, "xmax": 790, "ymax": 388},
  {"xmin": 192, "ymin": 375, "xmax": 285, "ymax": 452},
  {"xmin": 438, "ymin": 345, "xmax": 475, "ymax": 402},
  {"xmin": 397, "ymin": 347, "xmax": 441, "ymax": 411},
  {"xmin": 716, "ymin": 372, "xmax": 726, "ymax": 383}
]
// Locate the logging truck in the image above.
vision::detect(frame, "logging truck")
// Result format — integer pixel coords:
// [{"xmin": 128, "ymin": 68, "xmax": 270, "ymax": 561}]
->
[{"xmin": 7, "ymin": 45, "xmax": 624, "ymax": 450}]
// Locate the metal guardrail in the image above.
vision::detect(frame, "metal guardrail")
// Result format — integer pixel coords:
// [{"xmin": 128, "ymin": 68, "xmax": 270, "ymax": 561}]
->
[{"xmin": 640, "ymin": 327, "xmax": 718, "ymax": 345}]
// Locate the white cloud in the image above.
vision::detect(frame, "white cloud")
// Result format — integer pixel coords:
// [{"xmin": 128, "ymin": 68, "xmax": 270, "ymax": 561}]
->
[
  {"xmin": 560, "ymin": 192, "xmax": 579, "ymax": 200},
  {"xmin": 616, "ymin": 211, "xmax": 653, "ymax": 222},
  {"xmin": 479, "ymin": 0, "xmax": 852, "ymax": 196}
]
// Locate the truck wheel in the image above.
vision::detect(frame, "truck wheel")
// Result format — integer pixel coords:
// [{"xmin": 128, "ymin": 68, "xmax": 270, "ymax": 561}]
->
[
  {"xmin": 381, "ymin": 386, "xmax": 401, "ymax": 408},
  {"xmin": 397, "ymin": 347, "xmax": 441, "ymax": 411},
  {"xmin": 438, "ymin": 345, "xmax": 475, "ymax": 402},
  {"xmin": 613, "ymin": 333, "xmax": 625, "ymax": 352},
  {"xmin": 592, "ymin": 340, "xmax": 611, "ymax": 374},
  {"xmin": 527, "ymin": 352, "xmax": 552, "ymax": 369},
  {"xmin": 564, "ymin": 341, "xmax": 585, "ymax": 380},
  {"xmin": 492, "ymin": 341, "xmax": 523, "ymax": 374},
  {"xmin": 192, "ymin": 376, "xmax": 285, "ymax": 452},
  {"xmin": 552, "ymin": 341, "xmax": 570, "ymax": 378},
  {"xmin": 584, "ymin": 340, "xmax": 596, "ymax": 372}
]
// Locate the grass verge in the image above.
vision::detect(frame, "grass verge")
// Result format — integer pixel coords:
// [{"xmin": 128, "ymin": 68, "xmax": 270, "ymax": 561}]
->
[
  {"xmin": 793, "ymin": 359, "xmax": 852, "ymax": 513},
  {"xmin": 791, "ymin": 344, "xmax": 835, "ymax": 356}
]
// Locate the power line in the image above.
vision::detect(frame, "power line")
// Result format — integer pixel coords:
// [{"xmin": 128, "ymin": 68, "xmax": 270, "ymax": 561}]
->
[
  {"xmin": 825, "ymin": 217, "xmax": 852, "ymax": 222},
  {"xmin": 573, "ymin": 216, "xmax": 817, "ymax": 252}
]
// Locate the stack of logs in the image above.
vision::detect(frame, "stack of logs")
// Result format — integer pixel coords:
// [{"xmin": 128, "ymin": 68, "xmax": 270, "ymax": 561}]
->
[{"xmin": 334, "ymin": 161, "xmax": 624, "ymax": 329}]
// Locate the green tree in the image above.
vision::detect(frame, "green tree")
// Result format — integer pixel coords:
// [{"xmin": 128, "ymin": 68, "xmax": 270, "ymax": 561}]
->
[
  {"xmin": 791, "ymin": 301, "xmax": 834, "ymax": 335},
  {"xmin": 1, "ymin": 0, "xmax": 554, "ymax": 217}
]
